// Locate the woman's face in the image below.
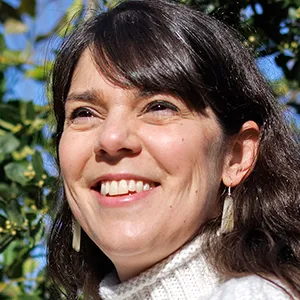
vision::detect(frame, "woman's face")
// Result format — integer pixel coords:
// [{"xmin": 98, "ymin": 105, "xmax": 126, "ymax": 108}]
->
[{"xmin": 59, "ymin": 50, "xmax": 228, "ymax": 279}]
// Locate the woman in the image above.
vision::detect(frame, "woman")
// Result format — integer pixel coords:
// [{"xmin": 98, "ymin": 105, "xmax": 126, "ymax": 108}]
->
[{"xmin": 47, "ymin": 0, "xmax": 300, "ymax": 299}]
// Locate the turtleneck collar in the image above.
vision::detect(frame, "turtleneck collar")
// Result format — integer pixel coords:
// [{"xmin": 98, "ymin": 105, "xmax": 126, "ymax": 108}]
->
[{"xmin": 99, "ymin": 235, "xmax": 221, "ymax": 300}]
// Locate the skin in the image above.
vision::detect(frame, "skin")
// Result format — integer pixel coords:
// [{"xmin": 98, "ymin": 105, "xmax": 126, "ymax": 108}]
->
[{"xmin": 59, "ymin": 50, "xmax": 259, "ymax": 281}]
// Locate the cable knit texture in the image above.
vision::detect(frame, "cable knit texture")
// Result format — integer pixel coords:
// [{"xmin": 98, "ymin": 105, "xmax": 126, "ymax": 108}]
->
[
  {"xmin": 208, "ymin": 276, "xmax": 291, "ymax": 300},
  {"xmin": 99, "ymin": 236, "xmax": 293, "ymax": 300}
]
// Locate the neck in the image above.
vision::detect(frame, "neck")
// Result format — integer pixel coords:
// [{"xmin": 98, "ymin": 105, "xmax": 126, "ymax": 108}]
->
[
  {"xmin": 111, "ymin": 237, "xmax": 193, "ymax": 282},
  {"xmin": 114, "ymin": 250, "xmax": 176, "ymax": 282},
  {"xmin": 99, "ymin": 235, "xmax": 221, "ymax": 300}
]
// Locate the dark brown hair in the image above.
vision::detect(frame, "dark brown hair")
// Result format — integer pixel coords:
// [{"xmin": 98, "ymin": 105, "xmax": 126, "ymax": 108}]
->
[{"xmin": 47, "ymin": 0, "xmax": 300, "ymax": 298}]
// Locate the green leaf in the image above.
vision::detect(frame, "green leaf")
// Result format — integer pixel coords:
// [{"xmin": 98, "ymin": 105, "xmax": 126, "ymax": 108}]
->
[
  {"xmin": 0, "ymin": 103, "xmax": 21, "ymax": 123},
  {"xmin": 25, "ymin": 101, "xmax": 35, "ymax": 121},
  {"xmin": 25, "ymin": 66, "xmax": 46, "ymax": 81},
  {"xmin": 7, "ymin": 199, "xmax": 23, "ymax": 226},
  {"xmin": 4, "ymin": 162, "xmax": 30, "ymax": 186},
  {"xmin": 0, "ymin": 34, "xmax": 6, "ymax": 52},
  {"xmin": 0, "ymin": 214, "xmax": 7, "ymax": 226},
  {"xmin": 4, "ymin": 18, "xmax": 28, "ymax": 34},
  {"xmin": 104, "ymin": 0, "xmax": 121, "ymax": 9},
  {"xmin": 1, "ymin": 49, "xmax": 22, "ymax": 65},
  {"xmin": 0, "ymin": 233, "xmax": 14, "ymax": 253},
  {"xmin": 0, "ymin": 119, "xmax": 18, "ymax": 131},
  {"xmin": 19, "ymin": 101, "xmax": 36, "ymax": 122},
  {"xmin": 25, "ymin": 212, "xmax": 37, "ymax": 222},
  {"xmin": 28, "ymin": 118, "xmax": 46, "ymax": 134},
  {"xmin": 0, "ymin": 183, "xmax": 13, "ymax": 202},
  {"xmin": 2, "ymin": 239, "xmax": 17, "ymax": 265},
  {"xmin": 0, "ymin": 199, "xmax": 8, "ymax": 218},
  {"xmin": 32, "ymin": 221, "xmax": 44, "ymax": 245},
  {"xmin": 32, "ymin": 151, "xmax": 44, "ymax": 179},
  {"xmin": 19, "ymin": 0, "xmax": 36, "ymax": 17},
  {"xmin": 57, "ymin": 0, "xmax": 84, "ymax": 37},
  {"xmin": 0, "ymin": 134, "xmax": 20, "ymax": 162},
  {"xmin": 66, "ymin": 0, "xmax": 84, "ymax": 21},
  {"xmin": 23, "ymin": 257, "xmax": 39, "ymax": 275},
  {"xmin": 0, "ymin": 2, "xmax": 21, "ymax": 23},
  {"xmin": 1, "ymin": 284, "xmax": 21, "ymax": 297},
  {"xmin": 0, "ymin": 133, "xmax": 20, "ymax": 153},
  {"xmin": 288, "ymin": 7, "xmax": 298, "ymax": 20},
  {"xmin": 12, "ymin": 146, "xmax": 34, "ymax": 161}
]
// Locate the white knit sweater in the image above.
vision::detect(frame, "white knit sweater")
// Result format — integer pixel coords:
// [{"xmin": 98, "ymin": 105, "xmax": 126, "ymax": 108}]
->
[{"xmin": 99, "ymin": 236, "xmax": 292, "ymax": 300}]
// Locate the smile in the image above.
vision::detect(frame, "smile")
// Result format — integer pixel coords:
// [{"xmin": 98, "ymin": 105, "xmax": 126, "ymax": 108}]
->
[{"xmin": 98, "ymin": 180, "xmax": 158, "ymax": 196}]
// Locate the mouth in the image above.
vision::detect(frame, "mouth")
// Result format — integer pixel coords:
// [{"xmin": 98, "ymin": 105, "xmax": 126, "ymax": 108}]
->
[{"xmin": 92, "ymin": 179, "xmax": 160, "ymax": 197}]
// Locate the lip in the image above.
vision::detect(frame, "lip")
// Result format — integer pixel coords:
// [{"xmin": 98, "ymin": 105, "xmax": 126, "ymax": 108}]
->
[
  {"xmin": 90, "ymin": 173, "xmax": 160, "ymax": 207},
  {"xmin": 91, "ymin": 187, "xmax": 158, "ymax": 207}
]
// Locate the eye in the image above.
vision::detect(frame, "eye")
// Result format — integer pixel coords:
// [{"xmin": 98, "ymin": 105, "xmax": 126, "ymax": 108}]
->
[
  {"xmin": 70, "ymin": 107, "xmax": 94, "ymax": 120},
  {"xmin": 144, "ymin": 100, "xmax": 179, "ymax": 114}
]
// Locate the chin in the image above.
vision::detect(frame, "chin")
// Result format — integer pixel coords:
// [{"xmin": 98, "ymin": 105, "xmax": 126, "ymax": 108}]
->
[{"xmin": 92, "ymin": 225, "xmax": 161, "ymax": 259}]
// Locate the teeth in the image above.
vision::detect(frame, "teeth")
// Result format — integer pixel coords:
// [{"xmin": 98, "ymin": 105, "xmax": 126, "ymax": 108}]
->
[
  {"xmin": 100, "ymin": 180, "xmax": 154, "ymax": 196},
  {"xmin": 118, "ymin": 180, "xmax": 128, "ymax": 195},
  {"xmin": 143, "ymin": 183, "xmax": 150, "ymax": 191},
  {"xmin": 105, "ymin": 182, "xmax": 110, "ymax": 195},
  {"xmin": 109, "ymin": 181, "xmax": 118, "ymax": 196},
  {"xmin": 128, "ymin": 180, "xmax": 135, "ymax": 192},
  {"xmin": 101, "ymin": 183, "xmax": 106, "ymax": 195},
  {"xmin": 136, "ymin": 181, "xmax": 143, "ymax": 193}
]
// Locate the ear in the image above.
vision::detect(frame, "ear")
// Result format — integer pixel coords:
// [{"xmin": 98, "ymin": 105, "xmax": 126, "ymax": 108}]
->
[{"xmin": 222, "ymin": 121, "xmax": 260, "ymax": 187}]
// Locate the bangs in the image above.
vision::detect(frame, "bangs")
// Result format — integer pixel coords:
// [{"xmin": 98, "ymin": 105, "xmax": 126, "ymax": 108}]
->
[
  {"xmin": 54, "ymin": 0, "xmax": 265, "ymax": 138},
  {"xmin": 88, "ymin": 3, "xmax": 209, "ymax": 112}
]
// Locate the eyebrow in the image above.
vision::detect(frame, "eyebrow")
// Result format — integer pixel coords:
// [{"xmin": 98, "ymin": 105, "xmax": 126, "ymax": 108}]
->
[
  {"xmin": 66, "ymin": 89, "xmax": 102, "ymax": 104},
  {"xmin": 65, "ymin": 88, "xmax": 172, "ymax": 105}
]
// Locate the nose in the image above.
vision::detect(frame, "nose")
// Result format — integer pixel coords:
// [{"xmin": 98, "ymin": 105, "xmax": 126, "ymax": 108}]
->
[{"xmin": 94, "ymin": 113, "xmax": 142, "ymax": 160}]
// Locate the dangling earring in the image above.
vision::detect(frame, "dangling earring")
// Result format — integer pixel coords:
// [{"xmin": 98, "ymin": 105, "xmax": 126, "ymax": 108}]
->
[
  {"xmin": 220, "ymin": 185, "xmax": 234, "ymax": 234},
  {"xmin": 72, "ymin": 216, "xmax": 81, "ymax": 252}
]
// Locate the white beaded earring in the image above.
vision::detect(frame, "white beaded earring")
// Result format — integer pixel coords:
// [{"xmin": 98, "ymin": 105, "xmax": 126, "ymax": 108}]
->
[
  {"xmin": 220, "ymin": 185, "xmax": 234, "ymax": 234},
  {"xmin": 72, "ymin": 216, "xmax": 81, "ymax": 252}
]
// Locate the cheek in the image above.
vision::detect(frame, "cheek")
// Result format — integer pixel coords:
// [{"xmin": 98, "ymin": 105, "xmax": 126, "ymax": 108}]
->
[
  {"xmin": 58, "ymin": 131, "xmax": 94, "ymax": 180},
  {"xmin": 143, "ymin": 125, "xmax": 216, "ymax": 174},
  {"xmin": 143, "ymin": 130, "xmax": 189, "ymax": 173}
]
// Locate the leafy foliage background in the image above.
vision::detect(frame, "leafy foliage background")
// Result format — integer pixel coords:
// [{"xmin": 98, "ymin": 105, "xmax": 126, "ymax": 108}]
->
[{"xmin": 0, "ymin": 0, "xmax": 299, "ymax": 298}]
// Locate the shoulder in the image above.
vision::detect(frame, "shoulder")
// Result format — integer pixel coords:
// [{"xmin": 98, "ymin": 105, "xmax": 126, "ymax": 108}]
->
[{"xmin": 207, "ymin": 275, "xmax": 293, "ymax": 300}]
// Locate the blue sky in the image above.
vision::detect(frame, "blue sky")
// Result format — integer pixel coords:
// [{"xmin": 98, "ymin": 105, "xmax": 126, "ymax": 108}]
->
[{"xmin": 2, "ymin": 0, "xmax": 74, "ymax": 103}]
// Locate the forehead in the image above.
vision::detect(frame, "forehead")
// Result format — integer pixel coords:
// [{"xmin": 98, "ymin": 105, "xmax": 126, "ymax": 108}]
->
[
  {"xmin": 70, "ymin": 50, "xmax": 97, "ymax": 87},
  {"xmin": 70, "ymin": 50, "xmax": 122, "ymax": 92},
  {"xmin": 70, "ymin": 49, "xmax": 140, "ymax": 92}
]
